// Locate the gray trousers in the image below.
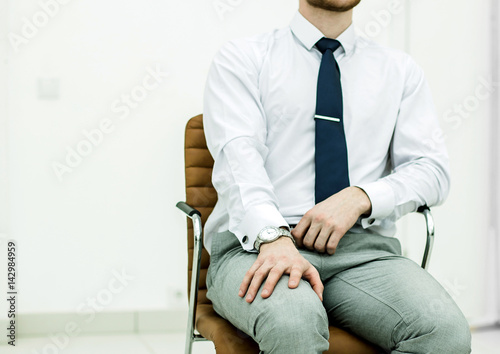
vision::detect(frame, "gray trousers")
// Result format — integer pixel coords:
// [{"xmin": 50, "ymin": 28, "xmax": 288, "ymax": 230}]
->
[{"xmin": 206, "ymin": 230, "xmax": 471, "ymax": 354}]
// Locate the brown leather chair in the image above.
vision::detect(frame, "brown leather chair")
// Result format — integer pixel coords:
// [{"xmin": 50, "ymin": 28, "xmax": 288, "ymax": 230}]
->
[{"xmin": 176, "ymin": 114, "xmax": 435, "ymax": 354}]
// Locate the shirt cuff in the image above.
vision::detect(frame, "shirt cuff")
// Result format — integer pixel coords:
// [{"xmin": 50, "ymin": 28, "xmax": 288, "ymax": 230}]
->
[
  {"xmin": 355, "ymin": 181, "xmax": 395, "ymax": 228},
  {"xmin": 237, "ymin": 204, "xmax": 289, "ymax": 252}
]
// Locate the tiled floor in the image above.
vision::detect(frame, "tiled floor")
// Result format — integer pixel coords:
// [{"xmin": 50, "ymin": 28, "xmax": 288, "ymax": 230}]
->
[{"xmin": 8, "ymin": 328, "xmax": 500, "ymax": 353}]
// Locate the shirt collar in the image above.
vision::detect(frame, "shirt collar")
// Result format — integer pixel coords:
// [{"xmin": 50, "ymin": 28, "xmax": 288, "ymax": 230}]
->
[{"xmin": 290, "ymin": 11, "xmax": 356, "ymax": 55}]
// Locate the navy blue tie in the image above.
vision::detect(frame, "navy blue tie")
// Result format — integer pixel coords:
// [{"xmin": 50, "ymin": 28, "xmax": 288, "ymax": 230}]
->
[{"xmin": 314, "ymin": 38, "xmax": 350, "ymax": 203}]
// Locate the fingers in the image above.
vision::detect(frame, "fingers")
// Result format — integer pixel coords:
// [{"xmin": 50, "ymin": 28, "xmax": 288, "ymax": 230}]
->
[
  {"xmin": 291, "ymin": 216, "xmax": 311, "ymax": 247},
  {"xmin": 261, "ymin": 265, "xmax": 286, "ymax": 298},
  {"xmin": 302, "ymin": 265, "xmax": 324, "ymax": 301},
  {"xmin": 313, "ymin": 225, "xmax": 333, "ymax": 253},
  {"xmin": 239, "ymin": 258, "xmax": 263, "ymax": 299},
  {"xmin": 244, "ymin": 262, "xmax": 274, "ymax": 303},
  {"xmin": 325, "ymin": 230, "xmax": 343, "ymax": 255},
  {"xmin": 288, "ymin": 266, "xmax": 303, "ymax": 289},
  {"xmin": 240, "ymin": 256, "xmax": 323, "ymax": 304},
  {"xmin": 302, "ymin": 222, "xmax": 321, "ymax": 250}
]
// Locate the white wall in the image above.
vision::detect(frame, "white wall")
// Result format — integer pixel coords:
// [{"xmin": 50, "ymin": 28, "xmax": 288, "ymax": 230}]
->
[
  {"xmin": 1, "ymin": 0, "xmax": 8, "ymax": 230},
  {"xmin": 0, "ymin": 0, "xmax": 10, "ymax": 326},
  {"xmin": 493, "ymin": 0, "xmax": 500, "ymax": 324},
  {"xmin": 5, "ymin": 0, "xmax": 298, "ymax": 314},
  {"xmin": 2, "ymin": 0, "xmax": 497, "ymax": 327}
]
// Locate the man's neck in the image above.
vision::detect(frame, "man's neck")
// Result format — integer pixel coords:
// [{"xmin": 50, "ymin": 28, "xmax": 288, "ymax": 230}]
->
[{"xmin": 298, "ymin": 1, "xmax": 353, "ymax": 39}]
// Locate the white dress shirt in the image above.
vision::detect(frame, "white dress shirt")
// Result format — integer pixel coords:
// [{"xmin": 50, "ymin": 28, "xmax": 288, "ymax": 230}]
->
[{"xmin": 202, "ymin": 11, "xmax": 450, "ymax": 254}]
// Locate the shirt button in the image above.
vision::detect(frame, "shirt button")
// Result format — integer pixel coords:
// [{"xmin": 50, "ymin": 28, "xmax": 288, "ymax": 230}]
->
[
  {"xmin": 368, "ymin": 219, "xmax": 375, "ymax": 225},
  {"xmin": 242, "ymin": 236, "xmax": 249, "ymax": 244}
]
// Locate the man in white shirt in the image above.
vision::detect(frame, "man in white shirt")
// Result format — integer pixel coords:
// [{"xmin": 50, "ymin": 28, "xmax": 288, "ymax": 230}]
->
[{"xmin": 203, "ymin": 0, "xmax": 471, "ymax": 353}]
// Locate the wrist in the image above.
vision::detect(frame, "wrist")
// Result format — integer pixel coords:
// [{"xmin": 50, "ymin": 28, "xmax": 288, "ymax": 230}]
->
[
  {"xmin": 259, "ymin": 236, "xmax": 295, "ymax": 252},
  {"xmin": 353, "ymin": 186, "xmax": 372, "ymax": 216}
]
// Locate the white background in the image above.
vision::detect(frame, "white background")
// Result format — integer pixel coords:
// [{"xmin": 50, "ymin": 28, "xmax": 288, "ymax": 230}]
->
[{"xmin": 0, "ymin": 0, "xmax": 498, "ymax": 328}]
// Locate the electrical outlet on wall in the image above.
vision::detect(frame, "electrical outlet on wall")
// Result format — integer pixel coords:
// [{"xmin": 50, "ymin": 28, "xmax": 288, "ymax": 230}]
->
[
  {"xmin": 166, "ymin": 287, "xmax": 187, "ymax": 309},
  {"xmin": 37, "ymin": 77, "xmax": 60, "ymax": 100}
]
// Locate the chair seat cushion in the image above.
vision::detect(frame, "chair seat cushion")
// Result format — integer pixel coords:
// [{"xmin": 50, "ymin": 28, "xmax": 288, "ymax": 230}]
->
[{"xmin": 196, "ymin": 304, "xmax": 260, "ymax": 353}]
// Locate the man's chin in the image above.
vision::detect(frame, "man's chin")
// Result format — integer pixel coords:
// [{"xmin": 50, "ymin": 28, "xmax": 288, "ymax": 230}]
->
[{"xmin": 306, "ymin": 0, "xmax": 361, "ymax": 12}]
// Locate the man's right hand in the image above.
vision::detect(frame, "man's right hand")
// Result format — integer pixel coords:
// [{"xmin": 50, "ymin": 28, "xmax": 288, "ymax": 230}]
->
[{"xmin": 238, "ymin": 237, "xmax": 324, "ymax": 303}]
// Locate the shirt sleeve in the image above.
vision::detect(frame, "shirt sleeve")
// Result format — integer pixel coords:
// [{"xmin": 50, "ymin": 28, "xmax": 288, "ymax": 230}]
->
[
  {"xmin": 357, "ymin": 55, "xmax": 451, "ymax": 228},
  {"xmin": 203, "ymin": 40, "xmax": 289, "ymax": 252}
]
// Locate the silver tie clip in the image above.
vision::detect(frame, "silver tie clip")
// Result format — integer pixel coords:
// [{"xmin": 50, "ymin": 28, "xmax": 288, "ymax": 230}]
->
[{"xmin": 314, "ymin": 114, "xmax": 340, "ymax": 122}]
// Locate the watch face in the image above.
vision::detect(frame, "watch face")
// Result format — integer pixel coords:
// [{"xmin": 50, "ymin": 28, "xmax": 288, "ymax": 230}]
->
[{"xmin": 260, "ymin": 228, "xmax": 279, "ymax": 241}]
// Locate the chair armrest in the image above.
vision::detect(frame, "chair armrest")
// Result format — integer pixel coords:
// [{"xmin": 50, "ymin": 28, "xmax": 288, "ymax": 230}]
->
[
  {"xmin": 416, "ymin": 206, "xmax": 435, "ymax": 270},
  {"xmin": 176, "ymin": 201, "xmax": 202, "ymax": 217},
  {"xmin": 176, "ymin": 201, "xmax": 203, "ymax": 244}
]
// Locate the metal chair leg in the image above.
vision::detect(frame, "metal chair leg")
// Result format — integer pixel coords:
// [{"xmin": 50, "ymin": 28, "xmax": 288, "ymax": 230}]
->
[
  {"xmin": 176, "ymin": 202, "xmax": 206, "ymax": 354},
  {"xmin": 417, "ymin": 206, "xmax": 435, "ymax": 270}
]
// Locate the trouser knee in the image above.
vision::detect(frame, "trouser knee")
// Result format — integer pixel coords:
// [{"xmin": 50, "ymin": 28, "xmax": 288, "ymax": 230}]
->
[
  {"xmin": 253, "ymin": 285, "xmax": 330, "ymax": 353},
  {"xmin": 395, "ymin": 311, "xmax": 471, "ymax": 353}
]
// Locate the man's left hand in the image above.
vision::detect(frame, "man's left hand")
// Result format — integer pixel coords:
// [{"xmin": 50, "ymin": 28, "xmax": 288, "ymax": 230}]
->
[{"xmin": 291, "ymin": 186, "xmax": 372, "ymax": 255}]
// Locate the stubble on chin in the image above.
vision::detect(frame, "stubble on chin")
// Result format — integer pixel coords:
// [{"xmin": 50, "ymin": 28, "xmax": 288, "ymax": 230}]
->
[{"xmin": 306, "ymin": 0, "xmax": 361, "ymax": 12}]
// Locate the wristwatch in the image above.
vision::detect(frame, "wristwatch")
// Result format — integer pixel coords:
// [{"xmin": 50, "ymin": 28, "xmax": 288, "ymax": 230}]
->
[{"xmin": 254, "ymin": 226, "xmax": 295, "ymax": 252}]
